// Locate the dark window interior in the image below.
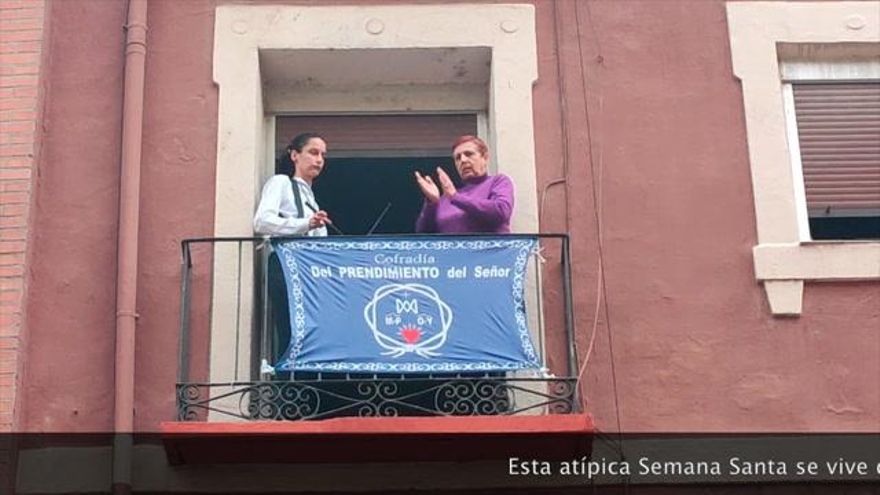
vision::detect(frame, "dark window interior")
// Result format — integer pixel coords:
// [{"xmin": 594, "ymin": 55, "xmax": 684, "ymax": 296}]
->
[
  {"xmin": 313, "ymin": 156, "xmax": 460, "ymax": 235},
  {"xmin": 809, "ymin": 216, "xmax": 880, "ymax": 240}
]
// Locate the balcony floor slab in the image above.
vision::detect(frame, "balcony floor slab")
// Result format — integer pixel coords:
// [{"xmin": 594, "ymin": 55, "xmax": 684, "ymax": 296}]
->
[{"xmin": 160, "ymin": 414, "xmax": 594, "ymax": 464}]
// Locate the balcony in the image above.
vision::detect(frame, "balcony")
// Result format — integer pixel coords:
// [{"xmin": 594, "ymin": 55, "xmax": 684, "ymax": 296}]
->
[{"xmin": 164, "ymin": 234, "xmax": 591, "ymax": 463}]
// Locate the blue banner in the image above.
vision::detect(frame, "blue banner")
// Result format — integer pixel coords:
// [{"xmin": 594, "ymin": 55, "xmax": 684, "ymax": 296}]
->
[{"xmin": 272, "ymin": 236, "xmax": 541, "ymax": 373}]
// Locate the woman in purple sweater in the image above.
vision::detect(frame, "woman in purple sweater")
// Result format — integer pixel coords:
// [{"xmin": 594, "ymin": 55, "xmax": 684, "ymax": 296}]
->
[{"xmin": 414, "ymin": 135, "xmax": 514, "ymax": 234}]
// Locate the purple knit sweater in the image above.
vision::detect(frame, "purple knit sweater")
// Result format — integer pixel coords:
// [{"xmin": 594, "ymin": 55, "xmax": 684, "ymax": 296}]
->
[{"xmin": 415, "ymin": 174, "xmax": 514, "ymax": 234}]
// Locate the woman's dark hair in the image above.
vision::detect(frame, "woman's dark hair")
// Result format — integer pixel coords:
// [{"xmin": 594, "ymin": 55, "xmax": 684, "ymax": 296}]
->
[{"xmin": 275, "ymin": 132, "xmax": 325, "ymax": 176}]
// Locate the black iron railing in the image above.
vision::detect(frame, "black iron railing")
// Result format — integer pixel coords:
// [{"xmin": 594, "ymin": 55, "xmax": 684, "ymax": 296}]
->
[{"xmin": 176, "ymin": 234, "xmax": 579, "ymax": 421}]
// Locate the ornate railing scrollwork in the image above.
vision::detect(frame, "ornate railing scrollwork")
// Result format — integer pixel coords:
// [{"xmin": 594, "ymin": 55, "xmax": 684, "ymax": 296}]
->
[{"xmin": 177, "ymin": 376, "xmax": 578, "ymax": 421}]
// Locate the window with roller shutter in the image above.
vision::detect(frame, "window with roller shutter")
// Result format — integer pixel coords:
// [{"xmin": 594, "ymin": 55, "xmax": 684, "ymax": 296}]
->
[
  {"xmin": 727, "ymin": 4, "xmax": 880, "ymax": 315},
  {"xmin": 782, "ymin": 56, "xmax": 880, "ymax": 240},
  {"xmin": 792, "ymin": 82, "xmax": 880, "ymax": 239},
  {"xmin": 274, "ymin": 114, "xmax": 479, "ymax": 234}
]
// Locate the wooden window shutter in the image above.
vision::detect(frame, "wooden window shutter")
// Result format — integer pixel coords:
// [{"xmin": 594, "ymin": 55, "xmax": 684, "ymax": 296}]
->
[
  {"xmin": 276, "ymin": 114, "xmax": 478, "ymax": 154},
  {"xmin": 792, "ymin": 82, "xmax": 880, "ymax": 217}
]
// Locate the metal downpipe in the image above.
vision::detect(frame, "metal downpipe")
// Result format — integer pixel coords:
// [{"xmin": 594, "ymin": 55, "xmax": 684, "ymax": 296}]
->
[{"xmin": 113, "ymin": 1, "xmax": 147, "ymax": 494}]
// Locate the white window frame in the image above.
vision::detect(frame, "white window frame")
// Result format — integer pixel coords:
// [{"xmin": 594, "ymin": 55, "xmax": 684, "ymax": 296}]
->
[{"xmin": 726, "ymin": 2, "xmax": 880, "ymax": 316}]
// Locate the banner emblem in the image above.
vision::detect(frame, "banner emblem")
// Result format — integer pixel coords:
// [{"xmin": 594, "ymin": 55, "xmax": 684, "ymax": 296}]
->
[{"xmin": 364, "ymin": 283, "xmax": 452, "ymax": 358}]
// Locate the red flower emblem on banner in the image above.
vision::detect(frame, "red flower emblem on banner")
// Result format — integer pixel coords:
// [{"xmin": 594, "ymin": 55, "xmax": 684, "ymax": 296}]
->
[{"xmin": 400, "ymin": 325, "xmax": 422, "ymax": 344}]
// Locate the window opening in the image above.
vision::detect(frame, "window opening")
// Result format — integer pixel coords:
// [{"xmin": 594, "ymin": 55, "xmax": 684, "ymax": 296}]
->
[
  {"xmin": 260, "ymin": 114, "xmax": 480, "ymax": 418},
  {"xmin": 790, "ymin": 81, "xmax": 880, "ymax": 240},
  {"xmin": 314, "ymin": 156, "xmax": 458, "ymax": 235}
]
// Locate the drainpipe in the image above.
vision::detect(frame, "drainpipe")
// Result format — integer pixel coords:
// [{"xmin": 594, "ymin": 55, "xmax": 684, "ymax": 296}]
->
[{"xmin": 113, "ymin": 1, "xmax": 147, "ymax": 494}]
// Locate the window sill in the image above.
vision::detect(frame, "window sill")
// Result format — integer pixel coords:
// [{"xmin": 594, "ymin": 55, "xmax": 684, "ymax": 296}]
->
[{"xmin": 753, "ymin": 241, "xmax": 880, "ymax": 316}]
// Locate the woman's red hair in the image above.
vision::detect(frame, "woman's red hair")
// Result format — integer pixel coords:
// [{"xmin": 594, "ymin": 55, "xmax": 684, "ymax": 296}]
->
[{"xmin": 451, "ymin": 135, "xmax": 488, "ymax": 156}]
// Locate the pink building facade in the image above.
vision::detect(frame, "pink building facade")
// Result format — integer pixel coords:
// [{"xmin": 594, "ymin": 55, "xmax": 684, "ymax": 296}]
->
[{"xmin": 1, "ymin": 0, "xmax": 877, "ymax": 493}]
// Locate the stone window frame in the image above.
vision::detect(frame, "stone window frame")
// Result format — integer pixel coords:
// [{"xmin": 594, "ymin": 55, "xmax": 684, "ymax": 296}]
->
[
  {"xmin": 207, "ymin": 4, "xmax": 540, "ymax": 396},
  {"xmin": 726, "ymin": 1, "xmax": 880, "ymax": 316}
]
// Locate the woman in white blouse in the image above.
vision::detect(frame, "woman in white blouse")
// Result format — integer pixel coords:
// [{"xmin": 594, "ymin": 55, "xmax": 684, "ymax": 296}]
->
[
  {"xmin": 255, "ymin": 133, "xmax": 332, "ymax": 382},
  {"xmin": 254, "ymin": 132, "xmax": 332, "ymax": 236}
]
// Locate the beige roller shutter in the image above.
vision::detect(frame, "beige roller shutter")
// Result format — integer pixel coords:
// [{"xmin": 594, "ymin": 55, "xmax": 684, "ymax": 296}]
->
[
  {"xmin": 276, "ymin": 114, "xmax": 478, "ymax": 155},
  {"xmin": 792, "ymin": 82, "xmax": 880, "ymax": 217}
]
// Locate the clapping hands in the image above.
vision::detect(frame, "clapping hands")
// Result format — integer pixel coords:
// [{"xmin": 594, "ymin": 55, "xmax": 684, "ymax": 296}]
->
[{"xmin": 415, "ymin": 167, "xmax": 456, "ymax": 204}]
